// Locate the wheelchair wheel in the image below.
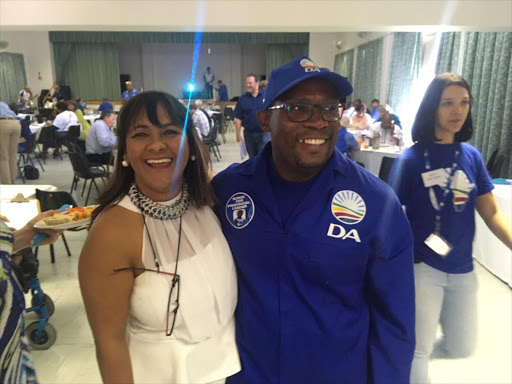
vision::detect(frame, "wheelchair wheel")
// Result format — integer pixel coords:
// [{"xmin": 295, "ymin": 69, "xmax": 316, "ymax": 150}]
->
[
  {"xmin": 26, "ymin": 321, "xmax": 57, "ymax": 350},
  {"xmin": 31, "ymin": 294, "xmax": 55, "ymax": 317}
]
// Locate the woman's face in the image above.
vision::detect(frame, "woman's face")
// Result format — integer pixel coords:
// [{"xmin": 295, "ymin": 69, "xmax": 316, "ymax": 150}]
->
[
  {"xmin": 123, "ymin": 103, "xmax": 190, "ymax": 202},
  {"xmin": 435, "ymin": 85, "xmax": 470, "ymax": 140},
  {"xmin": 357, "ymin": 107, "xmax": 366, "ymax": 117}
]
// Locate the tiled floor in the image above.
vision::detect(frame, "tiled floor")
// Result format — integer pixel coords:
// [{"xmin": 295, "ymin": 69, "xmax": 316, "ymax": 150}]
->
[{"xmin": 13, "ymin": 130, "xmax": 512, "ymax": 384}]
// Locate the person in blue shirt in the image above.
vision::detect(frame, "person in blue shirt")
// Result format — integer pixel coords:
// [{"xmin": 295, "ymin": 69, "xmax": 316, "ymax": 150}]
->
[
  {"xmin": 215, "ymin": 80, "xmax": 229, "ymax": 113},
  {"xmin": 98, "ymin": 98, "xmax": 114, "ymax": 112},
  {"xmin": 212, "ymin": 56, "xmax": 415, "ymax": 384},
  {"xmin": 85, "ymin": 109, "xmax": 117, "ymax": 165},
  {"xmin": 335, "ymin": 114, "xmax": 360, "ymax": 158},
  {"xmin": 122, "ymin": 81, "xmax": 141, "ymax": 103},
  {"xmin": 370, "ymin": 98, "xmax": 380, "ymax": 120},
  {"xmin": 388, "ymin": 73, "xmax": 512, "ymax": 384},
  {"xmin": 234, "ymin": 74, "xmax": 269, "ymax": 158},
  {"xmin": 76, "ymin": 98, "xmax": 86, "ymax": 112},
  {"xmin": 17, "ymin": 118, "xmax": 31, "ymax": 153}
]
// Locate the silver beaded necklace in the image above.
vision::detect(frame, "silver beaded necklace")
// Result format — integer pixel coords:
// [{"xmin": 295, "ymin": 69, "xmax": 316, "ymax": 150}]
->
[{"xmin": 128, "ymin": 181, "xmax": 189, "ymax": 220}]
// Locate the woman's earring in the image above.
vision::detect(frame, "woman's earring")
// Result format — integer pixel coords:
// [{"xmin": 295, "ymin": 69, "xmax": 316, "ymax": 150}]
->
[
  {"xmin": 122, "ymin": 160, "xmax": 129, "ymax": 167},
  {"xmin": 190, "ymin": 155, "xmax": 196, "ymax": 161}
]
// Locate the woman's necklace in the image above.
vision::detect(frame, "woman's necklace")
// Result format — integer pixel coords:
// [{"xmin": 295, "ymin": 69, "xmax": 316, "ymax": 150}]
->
[{"xmin": 128, "ymin": 181, "xmax": 189, "ymax": 220}]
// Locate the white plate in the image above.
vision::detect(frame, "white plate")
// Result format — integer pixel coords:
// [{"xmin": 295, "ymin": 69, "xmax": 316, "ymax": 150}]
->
[
  {"xmin": 34, "ymin": 217, "xmax": 91, "ymax": 230},
  {"xmin": 33, "ymin": 206, "xmax": 97, "ymax": 230}
]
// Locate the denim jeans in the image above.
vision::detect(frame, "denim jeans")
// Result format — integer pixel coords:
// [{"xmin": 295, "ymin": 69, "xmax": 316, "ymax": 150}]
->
[
  {"xmin": 243, "ymin": 130, "xmax": 270, "ymax": 158},
  {"xmin": 410, "ymin": 262, "xmax": 478, "ymax": 384}
]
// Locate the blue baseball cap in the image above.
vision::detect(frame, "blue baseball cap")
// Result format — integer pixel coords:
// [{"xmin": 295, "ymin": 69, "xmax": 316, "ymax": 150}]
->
[{"xmin": 262, "ymin": 56, "xmax": 353, "ymax": 110}]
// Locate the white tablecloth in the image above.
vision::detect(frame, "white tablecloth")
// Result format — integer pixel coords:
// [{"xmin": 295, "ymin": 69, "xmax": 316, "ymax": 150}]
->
[
  {"xmin": 352, "ymin": 146, "xmax": 403, "ymax": 176},
  {"xmin": 0, "ymin": 184, "xmax": 57, "ymax": 199},
  {"xmin": 0, "ymin": 184, "xmax": 57, "ymax": 229},
  {"xmin": 30, "ymin": 122, "xmax": 45, "ymax": 134},
  {"xmin": 18, "ymin": 113, "xmax": 34, "ymax": 120},
  {"xmin": 84, "ymin": 114, "xmax": 100, "ymax": 124},
  {"xmin": 473, "ymin": 183, "xmax": 512, "ymax": 287}
]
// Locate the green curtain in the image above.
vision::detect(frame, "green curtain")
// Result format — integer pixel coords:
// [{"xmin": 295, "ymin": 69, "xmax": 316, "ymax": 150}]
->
[
  {"xmin": 50, "ymin": 31, "xmax": 309, "ymax": 45},
  {"xmin": 334, "ymin": 49, "xmax": 354, "ymax": 101},
  {"xmin": 462, "ymin": 32, "xmax": 512, "ymax": 178},
  {"xmin": 61, "ymin": 43, "xmax": 120, "ymax": 100},
  {"xmin": 266, "ymin": 44, "xmax": 309, "ymax": 78},
  {"xmin": 386, "ymin": 33, "xmax": 422, "ymax": 124},
  {"xmin": 353, "ymin": 38, "xmax": 383, "ymax": 107},
  {"xmin": 435, "ymin": 32, "xmax": 461, "ymax": 75},
  {"xmin": 0, "ymin": 53, "xmax": 27, "ymax": 104},
  {"xmin": 53, "ymin": 43, "xmax": 74, "ymax": 84}
]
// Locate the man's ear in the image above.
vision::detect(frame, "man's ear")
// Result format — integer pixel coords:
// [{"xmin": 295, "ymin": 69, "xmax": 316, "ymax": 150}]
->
[{"xmin": 257, "ymin": 110, "xmax": 271, "ymax": 133}]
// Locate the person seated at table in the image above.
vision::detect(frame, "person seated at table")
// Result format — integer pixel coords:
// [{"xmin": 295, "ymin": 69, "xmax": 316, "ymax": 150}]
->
[
  {"xmin": 1, "ymin": 211, "xmax": 61, "ymax": 384},
  {"xmin": 350, "ymin": 103, "xmax": 372, "ymax": 130},
  {"xmin": 377, "ymin": 103, "xmax": 402, "ymax": 128},
  {"xmin": 343, "ymin": 98, "xmax": 362, "ymax": 116},
  {"xmin": 335, "ymin": 114, "xmax": 360, "ymax": 158},
  {"xmin": 67, "ymin": 100, "xmax": 90, "ymax": 140},
  {"xmin": 195, "ymin": 99, "xmax": 212, "ymax": 134},
  {"xmin": 17, "ymin": 118, "xmax": 31, "ymax": 153},
  {"xmin": 98, "ymin": 98, "xmax": 114, "ymax": 112},
  {"xmin": 40, "ymin": 101, "xmax": 78, "ymax": 158},
  {"xmin": 370, "ymin": 98, "xmax": 380, "ymax": 121},
  {"xmin": 369, "ymin": 111, "xmax": 403, "ymax": 146},
  {"xmin": 76, "ymin": 97, "xmax": 86, "ymax": 112},
  {"xmin": 85, "ymin": 109, "xmax": 117, "ymax": 165},
  {"xmin": 188, "ymin": 103, "xmax": 210, "ymax": 139}
]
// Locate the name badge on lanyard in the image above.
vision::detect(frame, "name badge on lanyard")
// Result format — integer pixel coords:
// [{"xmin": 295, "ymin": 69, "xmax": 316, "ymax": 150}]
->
[{"xmin": 422, "ymin": 145, "xmax": 460, "ymax": 257}]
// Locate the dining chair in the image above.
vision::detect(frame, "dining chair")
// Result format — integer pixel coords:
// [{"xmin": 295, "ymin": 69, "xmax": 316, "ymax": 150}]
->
[
  {"xmin": 378, "ymin": 156, "xmax": 396, "ymax": 183},
  {"xmin": 68, "ymin": 149, "xmax": 108, "ymax": 206}
]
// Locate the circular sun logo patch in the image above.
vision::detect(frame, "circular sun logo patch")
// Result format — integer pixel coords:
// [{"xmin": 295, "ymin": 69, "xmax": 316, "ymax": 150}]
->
[{"xmin": 331, "ymin": 190, "xmax": 366, "ymax": 225}]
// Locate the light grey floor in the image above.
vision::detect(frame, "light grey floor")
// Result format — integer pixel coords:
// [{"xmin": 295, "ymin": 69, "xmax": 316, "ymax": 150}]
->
[{"xmin": 15, "ymin": 130, "xmax": 512, "ymax": 384}]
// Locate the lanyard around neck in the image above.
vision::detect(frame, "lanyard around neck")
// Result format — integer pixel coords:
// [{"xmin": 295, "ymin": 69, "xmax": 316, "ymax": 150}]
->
[{"xmin": 424, "ymin": 144, "xmax": 460, "ymax": 234}]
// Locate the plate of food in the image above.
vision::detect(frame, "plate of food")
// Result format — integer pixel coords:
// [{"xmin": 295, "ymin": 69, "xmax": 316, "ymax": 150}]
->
[{"xmin": 34, "ymin": 206, "xmax": 98, "ymax": 230}]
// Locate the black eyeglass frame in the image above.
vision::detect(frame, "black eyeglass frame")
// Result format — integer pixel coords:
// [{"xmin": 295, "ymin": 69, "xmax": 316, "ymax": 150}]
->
[{"xmin": 267, "ymin": 102, "xmax": 343, "ymax": 122}]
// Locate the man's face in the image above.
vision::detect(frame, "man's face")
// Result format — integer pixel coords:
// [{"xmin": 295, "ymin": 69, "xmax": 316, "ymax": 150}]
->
[
  {"xmin": 259, "ymin": 78, "xmax": 340, "ymax": 182},
  {"xmin": 126, "ymin": 82, "xmax": 134, "ymax": 92},
  {"xmin": 104, "ymin": 114, "xmax": 116, "ymax": 128},
  {"xmin": 371, "ymin": 101, "xmax": 379, "ymax": 109},
  {"xmin": 246, "ymin": 76, "xmax": 259, "ymax": 93}
]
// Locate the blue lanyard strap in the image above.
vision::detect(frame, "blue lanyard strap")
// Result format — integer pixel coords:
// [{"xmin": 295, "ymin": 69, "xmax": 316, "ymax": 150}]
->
[{"xmin": 424, "ymin": 144, "xmax": 460, "ymax": 234}]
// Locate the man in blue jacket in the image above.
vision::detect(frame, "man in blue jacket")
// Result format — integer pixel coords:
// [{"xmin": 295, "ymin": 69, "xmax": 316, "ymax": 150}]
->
[{"xmin": 212, "ymin": 56, "xmax": 415, "ymax": 384}]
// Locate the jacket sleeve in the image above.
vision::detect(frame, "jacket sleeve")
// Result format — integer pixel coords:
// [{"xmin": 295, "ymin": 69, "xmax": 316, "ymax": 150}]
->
[
  {"xmin": 96, "ymin": 125, "xmax": 117, "ymax": 148},
  {"xmin": 366, "ymin": 194, "xmax": 415, "ymax": 384}
]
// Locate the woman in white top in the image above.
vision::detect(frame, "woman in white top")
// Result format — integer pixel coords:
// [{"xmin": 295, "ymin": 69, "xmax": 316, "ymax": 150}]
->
[
  {"xmin": 350, "ymin": 103, "xmax": 373, "ymax": 130},
  {"xmin": 79, "ymin": 91, "xmax": 241, "ymax": 384}
]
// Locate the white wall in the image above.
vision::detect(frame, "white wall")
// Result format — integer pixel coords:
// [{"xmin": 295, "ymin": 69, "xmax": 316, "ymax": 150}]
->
[
  {"xmin": 119, "ymin": 43, "xmax": 266, "ymax": 100},
  {"xmin": 0, "ymin": 31, "xmax": 54, "ymax": 96}
]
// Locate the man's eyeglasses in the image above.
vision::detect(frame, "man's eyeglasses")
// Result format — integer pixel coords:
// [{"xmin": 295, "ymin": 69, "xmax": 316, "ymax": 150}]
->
[
  {"xmin": 267, "ymin": 103, "xmax": 342, "ymax": 122},
  {"xmin": 113, "ymin": 267, "xmax": 180, "ymax": 337}
]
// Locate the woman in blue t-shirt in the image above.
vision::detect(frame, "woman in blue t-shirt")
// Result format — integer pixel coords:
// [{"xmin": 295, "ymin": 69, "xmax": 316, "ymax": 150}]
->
[{"xmin": 388, "ymin": 73, "xmax": 512, "ymax": 384}]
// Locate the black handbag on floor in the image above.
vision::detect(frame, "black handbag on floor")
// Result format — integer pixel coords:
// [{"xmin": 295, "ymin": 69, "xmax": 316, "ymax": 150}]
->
[{"xmin": 23, "ymin": 165, "xmax": 40, "ymax": 180}]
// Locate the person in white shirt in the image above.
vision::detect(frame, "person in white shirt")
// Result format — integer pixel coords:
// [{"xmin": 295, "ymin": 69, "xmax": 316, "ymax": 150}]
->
[
  {"xmin": 190, "ymin": 101, "xmax": 211, "ymax": 138},
  {"xmin": 41, "ymin": 101, "xmax": 78, "ymax": 158},
  {"xmin": 85, "ymin": 109, "xmax": 117, "ymax": 165},
  {"xmin": 203, "ymin": 67, "xmax": 215, "ymax": 99},
  {"xmin": 350, "ymin": 103, "xmax": 373, "ymax": 130},
  {"xmin": 369, "ymin": 112, "xmax": 403, "ymax": 146}
]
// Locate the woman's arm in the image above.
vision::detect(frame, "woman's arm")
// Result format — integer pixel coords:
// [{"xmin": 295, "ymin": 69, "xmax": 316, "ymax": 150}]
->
[
  {"xmin": 79, "ymin": 207, "xmax": 143, "ymax": 384},
  {"xmin": 476, "ymin": 191, "xmax": 512, "ymax": 250}
]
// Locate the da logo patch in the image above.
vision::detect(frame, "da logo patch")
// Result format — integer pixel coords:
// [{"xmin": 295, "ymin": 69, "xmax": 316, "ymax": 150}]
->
[
  {"xmin": 300, "ymin": 58, "xmax": 321, "ymax": 72},
  {"xmin": 225, "ymin": 192, "xmax": 255, "ymax": 229},
  {"xmin": 331, "ymin": 190, "xmax": 366, "ymax": 225}
]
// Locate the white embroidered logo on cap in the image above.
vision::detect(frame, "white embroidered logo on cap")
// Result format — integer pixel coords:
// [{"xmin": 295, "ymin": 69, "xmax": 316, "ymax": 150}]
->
[{"xmin": 300, "ymin": 59, "xmax": 321, "ymax": 73}]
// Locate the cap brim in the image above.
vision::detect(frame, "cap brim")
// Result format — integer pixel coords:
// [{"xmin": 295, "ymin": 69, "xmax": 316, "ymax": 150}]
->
[{"xmin": 262, "ymin": 71, "xmax": 353, "ymax": 110}]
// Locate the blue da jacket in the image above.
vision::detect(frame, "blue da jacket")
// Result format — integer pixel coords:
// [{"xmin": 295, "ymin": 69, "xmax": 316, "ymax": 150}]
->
[{"xmin": 212, "ymin": 144, "xmax": 415, "ymax": 384}]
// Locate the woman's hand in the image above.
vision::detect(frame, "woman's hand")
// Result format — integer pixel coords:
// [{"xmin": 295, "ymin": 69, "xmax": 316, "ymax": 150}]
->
[{"xmin": 12, "ymin": 210, "xmax": 62, "ymax": 253}]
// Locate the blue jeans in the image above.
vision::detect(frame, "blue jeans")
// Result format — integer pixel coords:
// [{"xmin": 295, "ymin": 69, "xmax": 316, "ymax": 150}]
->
[
  {"xmin": 244, "ymin": 131, "xmax": 270, "ymax": 158},
  {"xmin": 410, "ymin": 262, "xmax": 478, "ymax": 384}
]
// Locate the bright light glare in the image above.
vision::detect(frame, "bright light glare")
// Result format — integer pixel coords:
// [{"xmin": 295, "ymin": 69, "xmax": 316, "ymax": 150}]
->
[{"xmin": 187, "ymin": 83, "xmax": 196, "ymax": 92}]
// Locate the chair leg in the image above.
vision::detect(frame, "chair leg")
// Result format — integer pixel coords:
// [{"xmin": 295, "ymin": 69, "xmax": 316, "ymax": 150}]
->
[
  {"xmin": 30, "ymin": 153, "xmax": 44, "ymax": 172},
  {"xmin": 50, "ymin": 244, "xmax": 55, "ymax": 264},
  {"xmin": 93, "ymin": 179, "xmax": 100, "ymax": 195},
  {"xmin": 85, "ymin": 180, "xmax": 94, "ymax": 206},
  {"xmin": 70, "ymin": 176, "xmax": 76, "ymax": 194},
  {"xmin": 17, "ymin": 164, "xmax": 26, "ymax": 183},
  {"xmin": 81, "ymin": 179, "xmax": 87, "ymax": 196},
  {"xmin": 61, "ymin": 233, "xmax": 71, "ymax": 257}
]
